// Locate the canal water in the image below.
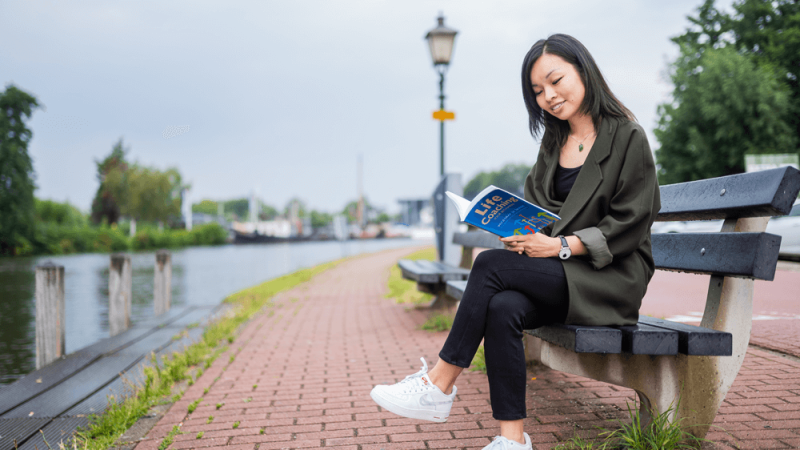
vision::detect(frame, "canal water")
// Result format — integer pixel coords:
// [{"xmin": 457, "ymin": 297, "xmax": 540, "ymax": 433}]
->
[{"xmin": 0, "ymin": 238, "xmax": 427, "ymax": 385}]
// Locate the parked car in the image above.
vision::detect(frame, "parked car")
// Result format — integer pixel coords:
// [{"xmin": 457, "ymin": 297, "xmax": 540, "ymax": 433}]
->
[
  {"xmin": 651, "ymin": 201, "xmax": 800, "ymax": 259},
  {"xmin": 766, "ymin": 200, "xmax": 800, "ymax": 258}
]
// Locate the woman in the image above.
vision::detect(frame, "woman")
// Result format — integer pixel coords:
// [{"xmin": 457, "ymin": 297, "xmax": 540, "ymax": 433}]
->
[{"xmin": 371, "ymin": 34, "xmax": 660, "ymax": 450}]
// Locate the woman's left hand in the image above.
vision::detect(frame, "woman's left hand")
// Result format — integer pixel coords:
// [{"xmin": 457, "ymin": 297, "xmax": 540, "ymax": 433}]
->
[{"xmin": 499, "ymin": 233, "xmax": 561, "ymax": 258}]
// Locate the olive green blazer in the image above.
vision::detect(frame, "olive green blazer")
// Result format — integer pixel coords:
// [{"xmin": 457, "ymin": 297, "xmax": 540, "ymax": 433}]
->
[{"xmin": 524, "ymin": 118, "xmax": 661, "ymax": 326}]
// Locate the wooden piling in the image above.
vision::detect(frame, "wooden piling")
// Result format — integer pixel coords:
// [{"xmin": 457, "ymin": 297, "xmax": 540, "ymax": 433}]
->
[
  {"xmin": 35, "ymin": 262, "xmax": 65, "ymax": 369},
  {"xmin": 109, "ymin": 254, "xmax": 132, "ymax": 336},
  {"xmin": 154, "ymin": 250, "xmax": 172, "ymax": 315}
]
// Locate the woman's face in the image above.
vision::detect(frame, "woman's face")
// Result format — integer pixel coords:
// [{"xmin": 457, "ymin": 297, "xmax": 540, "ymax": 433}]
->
[{"xmin": 529, "ymin": 52, "xmax": 586, "ymax": 122}]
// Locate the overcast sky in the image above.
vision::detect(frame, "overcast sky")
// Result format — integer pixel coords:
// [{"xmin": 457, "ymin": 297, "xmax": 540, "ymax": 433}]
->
[{"xmin": 2, "ymin": 0, "xmax": 734, "ymax": 215}]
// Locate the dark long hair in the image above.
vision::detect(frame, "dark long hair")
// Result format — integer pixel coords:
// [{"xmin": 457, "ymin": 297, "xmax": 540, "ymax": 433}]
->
[{"xmin": 521, "ymin": 34, "xmax": 635, "ymax": 153}]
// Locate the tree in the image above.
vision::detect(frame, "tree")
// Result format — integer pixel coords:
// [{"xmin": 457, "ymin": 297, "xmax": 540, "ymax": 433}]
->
[
  {"xmin": 284, "ymin": 198, "xmax": 307, "ymax": 219},
  {"xmin": 0, "ymin": 85, "xmax": 39, "ymax": 255},
  {"xmin": 310, "ymin": 210, "xmax": 332, "ymax": 228},
  {"xmin": 91, "ymin": 139, "xmax": 129, "ymax": 225},
  {"xmin": 655, "ymin": 0, "xmax": 799, "ymax": 184},
  {"xmin": 463, "ymin": 163, "xmax": 531, "ymax": 200},
  {"xmin": 105, "ymin": 164, "xmax": 186, "ymax": 225},
  {"xmin": 192, "ymin": 199, "xmax": 219, "ymax": 215},
  {"xmin": 35, "ymin": 199, "xmax": 87, "ymax": 227},
  {"xmin": 259, "ymin": 203, "xmax": 278, "ymax": 221},
  {"xmin": 223, "ymin": 199, "xmax": 249, "ymax": 221}
]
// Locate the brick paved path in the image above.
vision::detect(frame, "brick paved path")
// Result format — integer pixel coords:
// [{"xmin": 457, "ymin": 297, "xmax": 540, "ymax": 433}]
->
[{"xmin": 134, "ymin": 248, "xmax": 800, "ymax": 450}]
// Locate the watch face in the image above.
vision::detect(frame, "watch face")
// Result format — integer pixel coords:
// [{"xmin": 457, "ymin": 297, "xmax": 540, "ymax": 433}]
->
[{"xmin": 559, "ymin": 248, "xmax": 571, "ymax": 260}]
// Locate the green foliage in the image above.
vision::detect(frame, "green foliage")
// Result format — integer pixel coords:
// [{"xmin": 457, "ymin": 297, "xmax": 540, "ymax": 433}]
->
[
  {"xmin": 463, "ymin": 163, "xmax": 531, "ymax": 200},
  {"xmin": 33, "ymin": 223, "xmax": 129, "ymax": 255},
  {"xmin": 158, "ymin": 425, "xmax": 183, "ymax": 450},
  {"xmin": 655, "ymin": 0, "xmax": 799, "ymax": 184},
  {"xmin": 130, "ymin": 222, "xmax": 226, "ymax": 250},
  {"xmin": 385, "ymin": 248, "xmax": 437, "ymax": 305},
  {"xmin": 470, "ymin": 345, "xmax": 486, "ymax": 374},
  {"xmin": 187, "ymin": 398, "xmax": 201, "ymax": 414},
  {"xmin": 196, "ymin": 431, "xmax": 204, "ymax": 439},
  {"xmin": 554, "ymin": 399, "xmax": 706, "ymax": 450},
  {"xmin": 192, "ymin": 199, "xmax": 219, "ymax": 215},
  {"xmin": 109, "ymin": 164, "xmax": 187, "ymax": 223},
  {"xmin": 0, "ymin": 84, "xmax": 39, "ymax": 256},
  {"xmin": 91, "ymin": 139, "xmax": 129, "ymax": 225},
  {"xmin": 223, "ymin": 198, "xmax": 249, "ymax": 220},
  {"xmin": 35, "ymin": 199, "xmax": 87, "ymax": 227},
  {"xmin": 600, "ymin": 401, "xmax": 705, "ymax": 449},
  {"xmin": 310, "ymin": 210, "xmax": 332, "ymax": 228},
  {"xmin": 420, "ymin": 313, "xmax": 454, "ymax": 331}
]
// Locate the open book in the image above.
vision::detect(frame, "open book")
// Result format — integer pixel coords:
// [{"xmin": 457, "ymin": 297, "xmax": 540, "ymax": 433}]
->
[{"xmin": 445, "ymin": 185, "xmax": 560, "ymax": 237}]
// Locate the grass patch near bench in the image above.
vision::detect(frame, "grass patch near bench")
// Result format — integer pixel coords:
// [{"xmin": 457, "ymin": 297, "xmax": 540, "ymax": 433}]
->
[
  {"xmin": 71, "ymin": 260, "xmax": 341, "ymax": 450},
  {"xmin": 386, "ymin": 247, "xmax": 437, "ymax": 305},
  {"xmin": 554, "ymin": 400, "xmax": 706, "ymax": 450},
  {"xmin": 420, "ymin": 312, "xmax": 455, "ymax": 331}
]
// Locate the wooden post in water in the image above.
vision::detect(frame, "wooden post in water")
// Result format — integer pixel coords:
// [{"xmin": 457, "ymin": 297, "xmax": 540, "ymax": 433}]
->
[
  {"xmin": 35, "ymin": 262, "xmax": 65, "ymax": 369},
  {"xmin": 109, "ymin": 254, "xmax": 132, "ymax": 336},
  {"xmin": 154, "ymin": 250, "xmax": 172, "ymax": 315}
]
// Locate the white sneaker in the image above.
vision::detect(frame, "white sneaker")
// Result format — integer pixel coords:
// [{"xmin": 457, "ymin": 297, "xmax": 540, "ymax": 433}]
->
[
  {"xmin": 483, "ymin": 433, "xmax": 532, "ymax": 450},
  {"xmin": 370, "ymin": 357, "xmax": 456, "ymax": 422}
]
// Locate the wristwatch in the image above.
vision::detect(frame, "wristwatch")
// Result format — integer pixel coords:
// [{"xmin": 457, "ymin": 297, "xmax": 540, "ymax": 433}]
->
[{"xmin": 557, "ymin": 235, "xmax": 571, "ymax": 260}]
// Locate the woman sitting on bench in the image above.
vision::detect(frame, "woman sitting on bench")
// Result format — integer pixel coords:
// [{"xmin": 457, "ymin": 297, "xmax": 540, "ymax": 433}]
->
[{"xmin": 371, "ymin": 33, "xmax": 661, "ymax": 450}]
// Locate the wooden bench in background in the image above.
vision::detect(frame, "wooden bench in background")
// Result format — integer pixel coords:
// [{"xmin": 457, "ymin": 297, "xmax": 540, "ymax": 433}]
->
[{"xmin": 401, "ymin": 166, "xmax": 800, "ymax": 438}]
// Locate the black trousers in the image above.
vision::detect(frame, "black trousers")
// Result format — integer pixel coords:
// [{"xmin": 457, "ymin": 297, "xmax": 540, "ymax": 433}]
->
[{"xmin": 438, "ymin": 249, "xmax": 569, "ymax": 420}]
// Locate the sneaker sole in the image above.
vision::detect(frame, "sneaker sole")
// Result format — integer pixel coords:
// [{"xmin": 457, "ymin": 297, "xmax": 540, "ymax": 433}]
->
[{"xmin": 370, "ymin": 389, "xmax": 449, "ymax": 423}]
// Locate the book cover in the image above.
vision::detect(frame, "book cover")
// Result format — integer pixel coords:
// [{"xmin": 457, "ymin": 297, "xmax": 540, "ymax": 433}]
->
[{"xmin": 445, "ymin": 185, "xmax": 560, "ymax": 237}]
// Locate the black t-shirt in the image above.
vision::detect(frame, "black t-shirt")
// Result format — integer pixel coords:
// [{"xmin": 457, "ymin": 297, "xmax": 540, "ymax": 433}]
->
[{"xmin": 554, "ymin": 164, "xmax": 582, "ymax": 202}]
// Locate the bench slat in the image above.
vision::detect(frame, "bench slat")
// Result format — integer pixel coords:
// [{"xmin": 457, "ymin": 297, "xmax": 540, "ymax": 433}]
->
[
  {"xmin": 446, "ymin": 280, "xmax": 467, "ymax": 300},
  {"xmin": 397, "ymin": 260, "xmax": 441, "ymax": 283},
  {"xmin": 527, "ymin": 325, "xmax": 622, "ymax": 354},
  {"xmin": 413, "ymin": 260, "xmax": 470, "ymax": 281},
  {"xmin": 657, "ymin": 166, "xmax": 800, "ymax": 221},
  {"xmin": 652, "ymin": 232, "xmax": 782, "ymax": 280},
  {"xmin": 618, "ymin": 323, "xmax": 678, "ymax": 355},
  {"xmin": 638, "ymin": 316, "xmax": 732, "ymax": 356}
]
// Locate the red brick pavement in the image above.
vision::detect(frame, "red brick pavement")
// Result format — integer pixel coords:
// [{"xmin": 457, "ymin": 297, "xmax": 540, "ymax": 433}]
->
[{"xmin": 134, "ymin": 248, "xmax": 800, "ymax": 450}]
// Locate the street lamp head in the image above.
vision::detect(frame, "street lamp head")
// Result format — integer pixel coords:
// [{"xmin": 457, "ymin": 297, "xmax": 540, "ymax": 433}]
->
[{"xmin": 425, "ymin": 13, "xmax": 457, "ymax": 70}]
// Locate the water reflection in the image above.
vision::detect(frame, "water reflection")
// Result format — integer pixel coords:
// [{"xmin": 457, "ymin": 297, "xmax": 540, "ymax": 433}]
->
[{"xmin": 0, "ymin": 238, "xmax": 425, "ymax": 385}]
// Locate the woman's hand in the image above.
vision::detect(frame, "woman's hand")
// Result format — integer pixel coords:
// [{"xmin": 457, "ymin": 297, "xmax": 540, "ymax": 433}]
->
[{"xmin": 499, "ymin": 233, "xmax": 561, "ymax": 258}]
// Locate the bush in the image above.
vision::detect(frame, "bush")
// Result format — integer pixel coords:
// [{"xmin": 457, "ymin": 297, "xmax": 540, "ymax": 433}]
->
[{"xmin": 191, "ymin": 222, "xmax": 227, "ymax": 246}]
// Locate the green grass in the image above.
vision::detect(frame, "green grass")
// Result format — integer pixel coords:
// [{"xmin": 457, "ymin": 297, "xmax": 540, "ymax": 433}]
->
[
  {"xmin": 157, "ymin": 425, "xmax": 183, "ymax": 450},
  {"xmin": 187, "ymin": 398, "xmax": 201, "ymax": 414},
  {"xmin": 554, "ymin": 399, "xmax": 707, "ymax": 450},
  {"xmin": 420, "ymin": 312, "xmax": 454, "ymax": 331},
  {"xmin": 469, "ymin": 345, "xmax": 486, "ymax": 374},
  {"xmin": 385, "ymin": 247, "xmax": 437, "ymax": 305},
  {"xmin": 69, "ymin": 259, "xmax": 342, "ymax": 449},
  {"xmin": 196, "ymin": 431, "xmax": 204, "ymax": 440}
]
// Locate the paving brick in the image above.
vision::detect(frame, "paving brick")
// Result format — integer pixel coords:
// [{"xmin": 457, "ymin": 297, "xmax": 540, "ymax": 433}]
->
[{"xmin": 127, "ymin": 249, "xmax": 800, "ymax": 449}]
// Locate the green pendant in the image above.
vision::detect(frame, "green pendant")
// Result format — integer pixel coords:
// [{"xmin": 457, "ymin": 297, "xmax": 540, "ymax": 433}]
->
[{"xmin": 579, "ymin": 143, "xmax": 584, "ymax": 152}]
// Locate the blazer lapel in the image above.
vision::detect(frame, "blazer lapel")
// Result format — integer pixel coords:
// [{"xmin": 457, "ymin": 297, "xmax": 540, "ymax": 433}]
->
[{"xmin": 552, "ymin": 118, "xmax": 617, "ymax": 236}]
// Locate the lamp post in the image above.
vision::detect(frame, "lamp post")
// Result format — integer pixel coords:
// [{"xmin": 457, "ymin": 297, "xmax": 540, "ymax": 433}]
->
[{"xmin": 425, "ymin": 13, "xmax": 457, "ymax": 177}]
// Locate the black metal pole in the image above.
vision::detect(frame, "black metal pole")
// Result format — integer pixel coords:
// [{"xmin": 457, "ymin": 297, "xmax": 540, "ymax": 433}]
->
[{"xmin": 439, "ymin": 70, "xmax": 445, "ymax": 177}]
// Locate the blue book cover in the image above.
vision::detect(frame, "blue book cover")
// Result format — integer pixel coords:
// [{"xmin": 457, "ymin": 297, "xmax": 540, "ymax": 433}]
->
[{"xmin": 445, "ymin": 185, "xmax": 560, "ymax": 237}]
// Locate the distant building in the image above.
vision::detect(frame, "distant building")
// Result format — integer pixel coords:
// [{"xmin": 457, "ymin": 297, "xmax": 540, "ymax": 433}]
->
[{"xmin": 397, "ymin": 199, "xmax": 433, "ymax": 227}]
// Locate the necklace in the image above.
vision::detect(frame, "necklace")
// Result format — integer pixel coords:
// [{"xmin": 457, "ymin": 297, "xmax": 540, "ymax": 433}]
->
[{"xmin": 569, "ymin": 131, "xmax": 596, "ymax": 152}]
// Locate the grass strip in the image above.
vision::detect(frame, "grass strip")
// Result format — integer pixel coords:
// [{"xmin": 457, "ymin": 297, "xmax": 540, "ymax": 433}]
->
[
  {"xmin": 68, "ymin": 259, "xmax": 341, "ymax": 450},
  {"xmin": 554, "ymin": 398, "xmax": 707, "ymax": 449},
  {"xmin": 385, "ymin": 247, "xmax": 437, "ymax": 305}
]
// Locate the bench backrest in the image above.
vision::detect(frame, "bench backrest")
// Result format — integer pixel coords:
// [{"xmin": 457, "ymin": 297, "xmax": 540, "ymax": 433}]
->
[{"xmin": 454, "ymin": 167, "xmax": 800, "ymax": 280}]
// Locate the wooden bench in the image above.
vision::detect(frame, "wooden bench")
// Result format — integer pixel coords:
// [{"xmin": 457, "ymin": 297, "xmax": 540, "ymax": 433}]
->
[{"xmin": 407, "ymin": 166, "xmax": 800, "ymax": 438}]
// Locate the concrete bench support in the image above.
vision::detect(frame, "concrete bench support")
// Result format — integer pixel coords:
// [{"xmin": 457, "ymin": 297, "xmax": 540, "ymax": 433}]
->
[
  {"xmin": 35, "ymin": 262, "xmax": 65, "ymax": 369},
  {"xmin": 109, "ymin": 253, "xmax": 132, "ymax": 336},
  {"xmin": 524, "ymin": 216, "xmax": 768, "ymax": 437},
  {"xmin": 154, "ymin": 250, "xmax": 172, "ymax": 315}
]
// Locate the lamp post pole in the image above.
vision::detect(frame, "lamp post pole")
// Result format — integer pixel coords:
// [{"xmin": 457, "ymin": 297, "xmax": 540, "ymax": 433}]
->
[
  {"xmin": 439, "ymin": 71, "xmax": 445, "ymax": 177},
  {"xmin": 426, "ymin": 13, "xmax": 457, "ymax": 178}
]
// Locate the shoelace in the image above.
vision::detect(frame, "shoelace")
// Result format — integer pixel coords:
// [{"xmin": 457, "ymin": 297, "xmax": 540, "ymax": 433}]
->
[{"xmin": 397, "ymin": 357, "xmax": 434, "ymax": 394}]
